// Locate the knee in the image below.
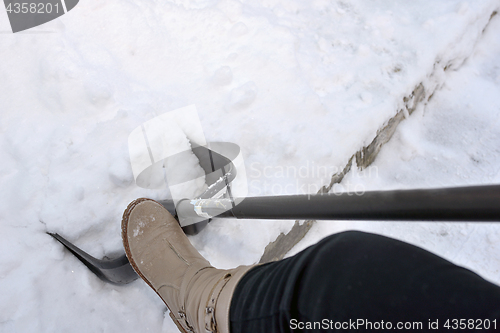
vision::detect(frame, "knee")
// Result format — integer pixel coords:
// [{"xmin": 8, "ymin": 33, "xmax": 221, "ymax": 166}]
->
[{"xmin": 320, "ymin": 230, "xmax": 374, "ymax": 246}]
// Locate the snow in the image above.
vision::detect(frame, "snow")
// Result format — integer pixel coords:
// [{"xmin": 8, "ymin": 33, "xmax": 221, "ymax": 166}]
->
[
  {"xmin": 293, "ymin": 15, "xmax": 500, "ymax": 285},
  {"xmin": 0, "ymin": 0, "xmax": 499, "ymax": 332}
]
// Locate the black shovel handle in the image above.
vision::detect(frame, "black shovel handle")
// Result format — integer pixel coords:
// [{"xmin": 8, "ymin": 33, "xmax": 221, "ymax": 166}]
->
[
  {"xmin": 174, "ymin": 185, "xmax": 500, "ymax": 222},
  {"xmin": 50, "ymin": 184, "xmax": 500, "ymax": 285}
]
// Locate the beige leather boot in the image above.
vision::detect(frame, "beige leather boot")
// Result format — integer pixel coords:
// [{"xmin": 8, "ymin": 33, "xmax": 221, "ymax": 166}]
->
[{"xmin": 122, "ymin": 198, "xmax": 254, "ymax": 333}]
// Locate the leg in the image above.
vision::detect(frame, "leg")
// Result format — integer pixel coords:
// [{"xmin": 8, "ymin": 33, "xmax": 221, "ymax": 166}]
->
[{"xmin": 230, "ymin": 231, "xmax": 500, "ymax": 332}]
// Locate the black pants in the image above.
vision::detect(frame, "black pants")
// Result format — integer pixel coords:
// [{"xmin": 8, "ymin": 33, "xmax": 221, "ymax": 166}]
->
[{"xmin": 230, "ymin": 231, "xmax": 500, "ymax": 332}]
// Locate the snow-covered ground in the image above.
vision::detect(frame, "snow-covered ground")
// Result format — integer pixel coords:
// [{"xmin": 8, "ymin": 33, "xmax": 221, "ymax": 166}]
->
[
  {"xmin": 0, "ymin": 0, "xmax": 499, "ymax": 332},
  {"xmin": 290, "ymin": 14, "xmax": 500, "ymax": 286}
]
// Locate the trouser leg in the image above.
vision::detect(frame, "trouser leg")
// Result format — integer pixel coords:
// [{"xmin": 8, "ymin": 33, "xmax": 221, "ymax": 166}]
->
[{"xmin": 230, "ymin": 230, "xmax": 500, "ymax": 332}]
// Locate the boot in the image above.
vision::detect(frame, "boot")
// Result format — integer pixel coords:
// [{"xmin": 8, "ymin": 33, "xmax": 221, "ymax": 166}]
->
[{"xmin": 121, "ymin": 198, "xmax": 254, "ymax": 333}]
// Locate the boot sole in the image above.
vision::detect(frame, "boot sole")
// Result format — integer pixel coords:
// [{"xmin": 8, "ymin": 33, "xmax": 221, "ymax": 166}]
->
[{"xmin": 121, "ymin": 198, "xmax": 190, "ymax": 333}]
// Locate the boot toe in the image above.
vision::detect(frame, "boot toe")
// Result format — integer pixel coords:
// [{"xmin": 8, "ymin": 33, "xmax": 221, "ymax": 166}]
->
[{"xmin": 122, "ymin": 198, "xmax": 209, "ymax": 292}]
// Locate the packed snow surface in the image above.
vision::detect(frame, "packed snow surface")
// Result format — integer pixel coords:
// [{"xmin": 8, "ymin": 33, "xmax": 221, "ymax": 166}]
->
[
  {"xmin": 0, "ymin": 0, "xmax": 499, "ymax": 332},
  {"xmin": 290, "ymin": 14, "xmax": 500, "ymax": 285}
]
